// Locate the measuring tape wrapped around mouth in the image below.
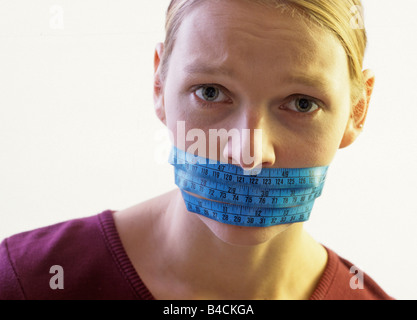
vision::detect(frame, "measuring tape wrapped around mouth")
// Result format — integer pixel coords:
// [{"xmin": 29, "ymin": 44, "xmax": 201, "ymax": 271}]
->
[{"xmin": 168, "ymin": 145, "xmax": 329, "ymax": 227}]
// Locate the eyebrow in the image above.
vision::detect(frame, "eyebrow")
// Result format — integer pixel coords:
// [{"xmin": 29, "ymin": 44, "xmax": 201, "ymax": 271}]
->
[
  {"xmin": 184, "ymin": 64, "xmax": 236, "ymax": 77},
  {"xmin": 184, "ymin": 64, "xmax": 330, "ymax": 89},
  {"xmin": 284, "ymin": 74, "xmax": 330, "ymax": 90}
]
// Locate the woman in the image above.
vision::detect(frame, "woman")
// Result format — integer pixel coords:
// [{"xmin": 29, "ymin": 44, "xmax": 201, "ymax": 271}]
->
[{"xmin": 0, "ymin": 0, "xmax": 393, "ymax": 300}]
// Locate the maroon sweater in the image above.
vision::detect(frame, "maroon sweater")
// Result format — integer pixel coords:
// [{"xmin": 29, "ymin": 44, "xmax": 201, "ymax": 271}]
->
[{"xmin": 0, "ymin": 210, "xmax": 393, "ymax": 300}]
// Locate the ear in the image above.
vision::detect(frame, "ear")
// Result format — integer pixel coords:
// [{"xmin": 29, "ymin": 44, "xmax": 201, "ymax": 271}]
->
[
  {"xmin": 339, "ymin": 69, "xmax": 375, "ymax": 149},
  {"xmin": 154, "ymin": 42, "xmax": 167, "ymax": 125}
]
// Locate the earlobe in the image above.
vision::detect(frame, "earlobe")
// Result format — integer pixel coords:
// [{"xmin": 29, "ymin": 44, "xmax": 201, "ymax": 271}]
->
[
  {"xmin": 154, "ymin": 42, "xmax": 167, "ymax": 125},
  {"xmin": 339, "ymin": 69, "xmax": 375, "ymax": 149}
]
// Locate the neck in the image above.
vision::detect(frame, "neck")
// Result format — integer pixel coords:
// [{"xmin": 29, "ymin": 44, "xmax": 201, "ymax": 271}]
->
[{"xmin": 155, "ymin": 189, "xmax": 327, "ymax": 300}]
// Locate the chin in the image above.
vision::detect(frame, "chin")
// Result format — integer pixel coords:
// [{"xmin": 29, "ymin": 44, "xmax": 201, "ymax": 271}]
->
[{"xmin": 198, "ymin": 215, "xmax": 293, "ymax": 247}]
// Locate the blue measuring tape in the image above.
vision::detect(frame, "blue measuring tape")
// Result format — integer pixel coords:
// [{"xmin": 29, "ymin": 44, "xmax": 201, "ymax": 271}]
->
[{"xmin": 168, "ymin": 145, "xmax": 329, "ymax": 227}]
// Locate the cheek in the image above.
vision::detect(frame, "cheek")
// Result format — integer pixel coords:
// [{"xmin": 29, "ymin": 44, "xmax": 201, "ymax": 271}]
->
[
  {"xmin": 164, "ymin": 90, "xmax": 230, "ymax": 149},
  {"xmin": 305, "ymin": 133, "xmax": 341, "ymax": 166},
  {"xmin": 281, "ymin": 114, "xmax": 349, "ymax": 167},
  {"xmin": 164, "ymin": 86, "xmax": 191, "ymax": 142},
  {"xmin": 309, "ymin": 114, "xmax": 350, "ymax": 164}
]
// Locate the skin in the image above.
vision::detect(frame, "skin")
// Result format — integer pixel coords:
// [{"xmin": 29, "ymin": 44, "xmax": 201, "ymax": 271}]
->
[{"xmin": 114, "ymin": 0, "xmax": 375, "ymax": 299}]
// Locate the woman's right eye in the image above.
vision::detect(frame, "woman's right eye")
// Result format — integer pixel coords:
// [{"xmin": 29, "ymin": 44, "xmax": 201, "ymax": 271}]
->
[{"xmin": 194, "ymin": 85, "xmax": 229, "ymax": 105}]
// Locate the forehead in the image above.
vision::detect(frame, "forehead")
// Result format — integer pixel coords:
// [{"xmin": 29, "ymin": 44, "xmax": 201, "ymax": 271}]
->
[{"xmin": 170, "ymin": 0, "xmax": 349, "ymax": 93}]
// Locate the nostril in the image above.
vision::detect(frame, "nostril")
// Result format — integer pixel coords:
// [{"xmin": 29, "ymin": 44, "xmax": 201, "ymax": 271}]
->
[
  {"xmin": 225, "ymin": 155, "xmax": 275, "ymax": 169},
  {"xmin": 222, "ymin": 140, "xmax": 276, "ymax": 169}
]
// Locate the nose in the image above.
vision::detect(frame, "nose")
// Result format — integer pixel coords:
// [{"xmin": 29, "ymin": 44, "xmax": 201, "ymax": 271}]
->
[{"xmin": 222, "ymin": 115, "xmax": 276, "ymax": 171}]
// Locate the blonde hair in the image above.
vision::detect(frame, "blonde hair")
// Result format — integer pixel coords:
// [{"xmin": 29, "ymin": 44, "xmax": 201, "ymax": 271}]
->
[{"xmin": 160, "ymin": 0, "xmax": 368, "ymax": 105}]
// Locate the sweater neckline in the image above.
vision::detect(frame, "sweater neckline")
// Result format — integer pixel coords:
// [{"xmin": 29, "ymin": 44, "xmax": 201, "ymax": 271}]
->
[
  {"xmin": 98, "ymin": 210, "xmax": 155, "ymax": 300},
  {"xmin": 98, "ymin": 209, "xmax": 337, "ymax": 300}
]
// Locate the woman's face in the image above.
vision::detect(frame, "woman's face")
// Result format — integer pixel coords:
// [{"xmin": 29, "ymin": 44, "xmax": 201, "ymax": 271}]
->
[{"xmin": 154, "ymin": 0, "xmax": 366, "ymax": 244}]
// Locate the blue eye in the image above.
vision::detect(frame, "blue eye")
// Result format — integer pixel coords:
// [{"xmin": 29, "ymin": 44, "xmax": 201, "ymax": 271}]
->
[
  {"xmin": 195, "ymin": 85, "xmax": 228, "ymax": 103},
  {"xmin": 288, "ymin": 97, "xmax": 320, "ymax": 113}
]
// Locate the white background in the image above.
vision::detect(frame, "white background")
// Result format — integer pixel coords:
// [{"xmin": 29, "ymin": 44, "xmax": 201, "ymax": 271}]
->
[{"xmin": 1, "ymin": 0, "xmax": 416, "ymax": 300}]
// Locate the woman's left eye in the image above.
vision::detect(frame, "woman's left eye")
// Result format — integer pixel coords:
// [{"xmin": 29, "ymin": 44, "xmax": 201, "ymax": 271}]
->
[
  {"xmin": 194, "ymin": 85, "xmax": 228, "ymax": 104},
  {"xmin": 285, "ymin": 96, "xmax": 320, "ymax": 113}
]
